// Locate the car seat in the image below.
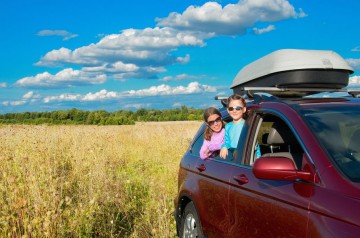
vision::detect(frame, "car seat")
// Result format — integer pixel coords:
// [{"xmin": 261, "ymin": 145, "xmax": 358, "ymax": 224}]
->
[{"xmin": 261, "ymin": 122, "xmax": 301, "ymax": 169}]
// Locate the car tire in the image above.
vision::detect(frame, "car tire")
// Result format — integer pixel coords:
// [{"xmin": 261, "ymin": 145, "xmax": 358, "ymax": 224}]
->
[{"xmin": 179, "ymin": 201, "xmax": 203, "ymax": 238}]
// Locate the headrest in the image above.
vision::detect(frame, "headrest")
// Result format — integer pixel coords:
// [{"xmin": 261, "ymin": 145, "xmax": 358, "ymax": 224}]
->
[
  {"xmin": 267, "ymin": 121, "xmax": 295, "ymax": 145},
  {"xmin": 267, "ymin": 126, "xmax": 285, "ymax": 145}
]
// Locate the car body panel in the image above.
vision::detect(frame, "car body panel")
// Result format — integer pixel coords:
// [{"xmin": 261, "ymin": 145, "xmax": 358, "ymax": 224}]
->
[
  {"xmin": 228, "ymin": 165, "xmax": 310, "ymax": 237},
  {"xmin": 194, "ymin": 159, "xmax": 235, "ymax": 236},
  {"xmin": 174, "ymin": 97, "xmax": 360, "ymax": 238},
  {"xmin": 307, "ymin": 185, "xmax": 360, "ymax": 238}
]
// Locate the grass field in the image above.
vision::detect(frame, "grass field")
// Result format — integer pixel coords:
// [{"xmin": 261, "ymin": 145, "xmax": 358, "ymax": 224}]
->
[{"xmin": 0, "ymin": 121, "xmax": 202, "ymax": 238}]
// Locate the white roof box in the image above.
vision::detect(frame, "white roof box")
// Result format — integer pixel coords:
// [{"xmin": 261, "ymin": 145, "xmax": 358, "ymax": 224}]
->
[{"xmin": 231, "ymin": 49, "xmax": 354, "ymax": 94}]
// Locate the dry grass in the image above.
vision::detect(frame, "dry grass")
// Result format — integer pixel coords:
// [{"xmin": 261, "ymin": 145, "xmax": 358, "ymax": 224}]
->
[{"xmin": 0, "ymin": 122, "xmax": 202, "ymax": 238}]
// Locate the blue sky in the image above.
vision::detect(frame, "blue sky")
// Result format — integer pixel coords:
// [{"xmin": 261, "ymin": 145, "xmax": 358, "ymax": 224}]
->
[{"xmin": 1, "ymin": 0, "xmax": 360, "ymax": 113}]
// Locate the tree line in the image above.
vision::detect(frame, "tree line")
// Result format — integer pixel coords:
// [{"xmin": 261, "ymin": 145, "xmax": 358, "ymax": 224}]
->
[{"xmin": 0, "ymin": 106, "xmax": 205, "ymax": 125}]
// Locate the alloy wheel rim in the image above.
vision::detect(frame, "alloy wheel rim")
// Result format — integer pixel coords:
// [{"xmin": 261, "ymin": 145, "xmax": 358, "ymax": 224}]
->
[{"xmin": 183, "ymin": 213, "xmax": 198, "ymax": 238}]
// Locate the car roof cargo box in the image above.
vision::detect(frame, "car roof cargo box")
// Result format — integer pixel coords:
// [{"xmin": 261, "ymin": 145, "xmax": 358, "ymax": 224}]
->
[{"xmin": 231, "ymin": 49, "xmax": 354, "ymax": 96}]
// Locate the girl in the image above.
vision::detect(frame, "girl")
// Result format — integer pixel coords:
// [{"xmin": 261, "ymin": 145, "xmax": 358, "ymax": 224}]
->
[
  {"xmin": 200, "ymin": 107, "xmax": 225, "ymax": 160},
  {"xmin": 220, "ymin": 94, "xmax": 261, "ymax": 159}
]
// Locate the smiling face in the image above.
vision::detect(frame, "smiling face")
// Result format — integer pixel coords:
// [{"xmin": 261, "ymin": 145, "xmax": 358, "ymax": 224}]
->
[
  {"xmin": 227, "ymin": 99, "xmax": 246, "ymax": 123},
  {"xmin": 207, "ymin": 114, "xmax": 223, "ymax": 133}
]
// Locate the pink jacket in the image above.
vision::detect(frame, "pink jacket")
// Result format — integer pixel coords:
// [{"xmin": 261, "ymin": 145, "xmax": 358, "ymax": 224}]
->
[{"xmin": 200, "ymin": 128, "xmax": 225, "ymax": 160}]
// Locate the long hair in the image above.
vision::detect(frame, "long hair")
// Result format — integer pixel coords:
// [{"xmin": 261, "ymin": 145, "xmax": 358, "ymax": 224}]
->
[
  {"xmin": 203, "ymin": 107, "xmax": 223, "ymax": 141},
  {"xmin": 227, "ymin": 94, "xmax": 248, "ymax": 120}
]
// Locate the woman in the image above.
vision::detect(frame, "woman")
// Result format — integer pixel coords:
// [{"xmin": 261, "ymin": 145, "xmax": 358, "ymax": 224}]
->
[{"xmin": 200, "ymin": 107, "xmax": 225, "ymax": 160}]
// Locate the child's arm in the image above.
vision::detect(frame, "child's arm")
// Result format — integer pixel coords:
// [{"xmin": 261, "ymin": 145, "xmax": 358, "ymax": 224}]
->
[
  {"xmin": 220, "ymin": 126, "xmax": 230, "ymax": 159},
  {"xmin": 220, "ymin": 147, "xmax": 228, "ymax": 159},
  {"xmin": 221, "ymin": 124, "xmax": 231, "ymax": 149},
  {"xmin": 255, "ymin": 142, "xmax": 261, "ymax": 158}
]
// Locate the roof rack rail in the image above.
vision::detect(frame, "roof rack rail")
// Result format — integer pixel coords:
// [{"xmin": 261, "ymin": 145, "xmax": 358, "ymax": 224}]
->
[
  {"xmin": 215, "ymin": 87, "xmax": 360, "ymax": 108},
  {"xmin": 214, "ymin": 96, "xmax": 228, "ymax": 107},
  {"xmin": 241, "ymin": 87, "xmax": 360, "ymax": 99},
  {"xmin": 348, "ymin": 89, "xmax": 360, "ymax": 98}
]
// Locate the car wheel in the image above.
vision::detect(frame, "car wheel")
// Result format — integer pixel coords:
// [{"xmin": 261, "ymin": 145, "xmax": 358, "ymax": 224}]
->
[{"xmin": 180, "ymin": 201, "xmax": 203, "ymax": 238}]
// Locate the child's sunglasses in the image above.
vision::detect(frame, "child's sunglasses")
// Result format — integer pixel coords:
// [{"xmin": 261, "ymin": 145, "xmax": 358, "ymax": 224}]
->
[
  {"xmin": 207, "ymin": 117, "xmax": 222, "ymax": 126},
  {"xmin": 228, "ymin": 106, "xmax": 243, "ymax": 111}
]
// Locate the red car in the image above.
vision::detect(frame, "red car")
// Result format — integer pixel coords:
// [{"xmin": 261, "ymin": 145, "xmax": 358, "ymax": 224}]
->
[{"xmin": 174, "ymin": 49, "xmax": 360, "ymax": 237}]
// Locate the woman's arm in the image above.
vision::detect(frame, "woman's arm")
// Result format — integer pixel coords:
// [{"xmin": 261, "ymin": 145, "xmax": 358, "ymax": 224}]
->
[
  {"xmin": 200, "ymin": 139, "xmax": 210, "ymax": 160},
  {"xmin": 208, "ymin": 129, "xmax": 225, "ymax": 151}
]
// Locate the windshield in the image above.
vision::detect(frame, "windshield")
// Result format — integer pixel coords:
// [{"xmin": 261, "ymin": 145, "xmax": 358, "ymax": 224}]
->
[{"xmin": 301, "ymin": 105, "xmax": 360, "ymax": 182}]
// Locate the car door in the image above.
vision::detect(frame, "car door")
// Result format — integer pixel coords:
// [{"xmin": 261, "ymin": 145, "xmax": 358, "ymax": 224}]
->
[
  {"xmin": 227, "ymin": 112, "xmax": 312, "ymax": 237},
  {"xmin": 194, "ymin": 156, "xmax": 236, "ymax": 237},
  {"xmin": 185, "ymin": 124, "xmax": 235, "ymax": 237}
]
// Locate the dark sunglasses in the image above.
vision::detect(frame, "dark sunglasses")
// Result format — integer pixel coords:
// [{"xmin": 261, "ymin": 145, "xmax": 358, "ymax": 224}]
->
[
  {"xmin": 207, "ymin": 117, "xmax": 222, "ymax": 126},
  {"xmin": 228, "ymin": 106, "xmax": 243, "ymax": 111}
]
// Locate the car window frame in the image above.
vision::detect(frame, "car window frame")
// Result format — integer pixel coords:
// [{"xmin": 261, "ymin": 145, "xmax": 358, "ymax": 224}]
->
[
  {"xmin": 189, "ymin": 124, "xmax": 206, "ymax": 156},
  {"xmin": 243, "ymin": 108, "xmax": 317, "ymax": 173},
  {"xmin": 190, "ymin": 111, "xmax": 250, "ymax": 164}
]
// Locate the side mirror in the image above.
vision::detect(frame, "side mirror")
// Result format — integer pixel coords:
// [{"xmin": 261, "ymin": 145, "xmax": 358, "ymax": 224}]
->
[{"xmin": 253, "ymin": 157, "xmax": 312, "ymax": 181}]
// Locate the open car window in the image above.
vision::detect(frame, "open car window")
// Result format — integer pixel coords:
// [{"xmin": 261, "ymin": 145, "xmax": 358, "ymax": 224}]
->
[{"xmin": 248, "ymin": 114, "xmax": 305, "ymax": 170}]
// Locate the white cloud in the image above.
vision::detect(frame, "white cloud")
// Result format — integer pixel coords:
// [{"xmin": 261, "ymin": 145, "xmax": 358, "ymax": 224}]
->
[
  {"xmin": 349, "ymin": 75, "xmax": 360, "ymax": 86},
  {"xmin": 35, "ymin": 27, "xmax": 206, "ymax": 68},
  {"xmin": 9, "ymin": 100, "xmax": 27, "ymax": 106},
  {"xmin": 156, "ymin": 0, "xmax": 305, "ymax": 35},
  {"xmin": 124, "ymin": 103, "xmax": 152, "ymax": 109},
  {"xmin": 15, "ymin": 68, "xmax": 107, "ymax": 88},
  {"xmin": 15, "ymin": 0, "xmax": 308, "ymax": 92},
  {"xmin": 22, "ymin": 92, "xmax": 34, "ymax": 99},
  {"xmin": 31, "ymin": 27, "xmax": 207, "ymax": 82},
  {"xmin": 98, "ymin": 27, "xmax": 207, "ymax": 49},
  {"xmin": 126, "ymin": 81, "xmax": 216, "ymax": 96},
  {"xmin": 2, "ymin": 91, "xmax": 40, "ymax": 106},
  {"xmin": 253, "ymin": 25, "xmax": 275, "ymax": 35},
  {"xmin": 297, "ymin": 8, "xmax": 307, "ymax": 18},
  {"xmin": 43, "ymin": 94, "xmax": 82, "ymax": 103},
  {"xmin": 42, "ymin": 81, "xmax": 217, "ymax": 103},
  {"xmin": 0, "ymin": 82, "xmax": 7, "ymax": 88},
  {"xmin": 172, "ymin": 102, "xmax": 182, "ymax": 108},
  {"xmin": 112, "ymin": 66, "xmax": 167, "ymax": 81},
  {"xmin": 176, "ymin": 54, "xmax": 191, "ymax": 64},
  {"xmin": 82, "ymin": 61, "xmax": 139, "ymax": 73},
  {"xmin": 346, "ymin": 58, "xmax": 360, "ymax": 71},
  {"xmin": 159, "ymin": 73, "xmax": 206, "ymax": 82},
  {"xmin": 351, "ymin": 46, "xmax": 360, "ymax": 52},
  {"xmin": 35, "ymin": 47, "xmax": 98, "ymax": 66},
  {"xmin": 24, "ymin": 1, "xmax": 307, "ymax": 88},
  {"xmin": 83, "ymin": 90, "xmax": 120, "ymax": 101},
  {"xmin": 37, "ymin": 30, "xmax": 78, "ymax": 41}
]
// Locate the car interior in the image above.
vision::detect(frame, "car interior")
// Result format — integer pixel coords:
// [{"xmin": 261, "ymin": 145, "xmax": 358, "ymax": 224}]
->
[{"xmin": 252, "ymin": 116, "xmax": 304, "ymax": 169}]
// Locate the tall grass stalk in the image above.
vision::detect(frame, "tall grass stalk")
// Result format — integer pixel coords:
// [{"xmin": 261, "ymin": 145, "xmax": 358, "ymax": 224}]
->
[{"xmin": 0, "ymin": 122, "xmax": 201, "ymax": 237}]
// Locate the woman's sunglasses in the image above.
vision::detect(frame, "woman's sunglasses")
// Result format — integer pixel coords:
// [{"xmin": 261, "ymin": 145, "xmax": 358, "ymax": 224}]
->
[
  {"xmin": 207, "ymin": 117, "xmax": 222, "ymax": 126},
  {"xmin": 228, "ymin": 106, "xmax": 243, "ymax": 111}
]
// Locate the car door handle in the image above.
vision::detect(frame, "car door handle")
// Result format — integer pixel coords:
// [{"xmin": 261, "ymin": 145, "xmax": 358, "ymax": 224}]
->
[
  {"xmin": 233, "ymin": 174, "xmax": 249, "ymax": 184},
  {"xmin": 196, "ymin": 164, "xmax": 206, "ymax": 172}
]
